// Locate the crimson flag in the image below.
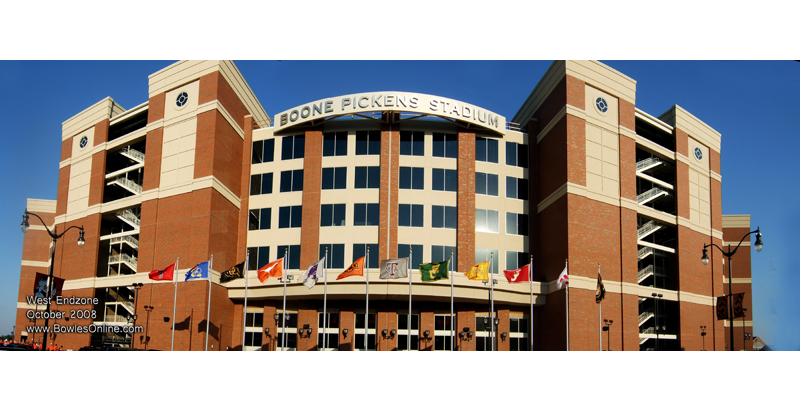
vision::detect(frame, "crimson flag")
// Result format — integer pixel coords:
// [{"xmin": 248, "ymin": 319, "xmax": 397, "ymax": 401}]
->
[
  {"xmin": 149, "ymin": 263, "xmax": 175, "ymax": 281},
  {"xmin": 503, "ymin": 264, "xmax": 530, "ymax": 283}
]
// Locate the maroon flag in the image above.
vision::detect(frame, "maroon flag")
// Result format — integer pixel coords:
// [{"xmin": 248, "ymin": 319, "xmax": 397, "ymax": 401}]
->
[
  {"xmin": 149, "ymin": 264, "xmax": 175, "ymax": 281},
  {"xmin": 732, "ymin": 293, "xmax": 746, "ymax": 319},
  {"xmin": 503, "ymin": 264, "xmax": 530, "ymax": 283},
  {"xmin": 716, "ymin": 296, "xmax": 729, "ymax": 320}
]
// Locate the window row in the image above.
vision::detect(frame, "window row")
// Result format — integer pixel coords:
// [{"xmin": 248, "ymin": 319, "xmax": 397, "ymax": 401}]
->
[{"xmin": 255, "ymin": 135, "xmax": 525, "ymax": 166}]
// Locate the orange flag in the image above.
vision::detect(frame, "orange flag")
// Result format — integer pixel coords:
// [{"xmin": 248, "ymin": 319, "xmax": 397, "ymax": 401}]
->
[
  {"xmin": 337, "ymin": 257, "xmax": 365, "ymax": 280},
  {"xmin": 257, "ymin": 258, "xmax": 284, "ymax": 283}
]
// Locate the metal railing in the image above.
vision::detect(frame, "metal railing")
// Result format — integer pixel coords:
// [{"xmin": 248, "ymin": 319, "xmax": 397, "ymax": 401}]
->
[
  {"xmin": 636, "ymin": 157, "xmax": 663, "ymax": 171},
  {"xmin": 637, "ymin": 220, "xmax": 663, "ymax": 238},
  {"xmin": 639, "ymin": 337, "xmax": 649, "ymax": 345},
  {"xmin": 638, "ymin": 246, "xmax": 653, "ymax": 260},
  {"xmin": 640, "ymin": 327, "xmax": 656, "ymax": 335},
  {"xmin": 110, "ymin": 235, "xmax": 139, "ymax": 248},
  {"xmin": 108, "ymin": 253, "xmax": 138, "ymax": 270},
  {"xmin": 112, "ymin": 176, "xmax": 142, "ymax": 195},
  {"xmin": 120, "ymin": 146, "xmax": 145, "ymax": 163},
  {"xmin": 639, "ymin": 310, "xmax": 654, "ymax": 325},
  {"xmin": 116, "ymin": 209, "xmax": 140, "ymax": 227},
  {"xmin": 637, "ymin": 187, "xmax": 670, "ymax": 205}
]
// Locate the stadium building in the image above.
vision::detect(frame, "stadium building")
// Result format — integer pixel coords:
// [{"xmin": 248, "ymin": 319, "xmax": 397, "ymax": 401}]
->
[{"xmin": 15, "ymin": 60, "xmax": 755, "ymax": 350}]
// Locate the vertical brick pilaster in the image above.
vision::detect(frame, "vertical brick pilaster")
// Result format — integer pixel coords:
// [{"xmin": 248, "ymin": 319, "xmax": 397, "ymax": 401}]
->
[
  {"xmin": 142, "ymin": 128, "xmax": 163, "ymax": 191},
  {"xmin": 379, "ymin": 125, "xmax": 399, "ymax": 261},
  {"xmin": 676, "ymin": 161, "xmax": 691, "ymax": 220},
  {"xmin": 88, "ymin": 151, "xmax": 107, "ymax": 206},
  {"xmin": 300, "ymin": 129, "xmax": 322, "ymax": 269},
  {"xmin": 239, "ymin": 116, "xmax": 255, "ymax": 261},
  {"xmin": 457, "ymin": 129, "xmax": 476, "ymax": 272}
]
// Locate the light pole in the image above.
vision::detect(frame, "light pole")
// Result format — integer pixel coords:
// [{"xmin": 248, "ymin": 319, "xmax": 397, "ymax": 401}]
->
[
  {"xmin": 603, "ymin": 319, "xmax": 613, "ymax": 351},
  {"xmin": 700, "ymin": 326, "xmax": 707, "ymax": 351},
  {"xmin": 702, "ymin": 227, "xmax": 762, "ymax": 351},
  {"xmin": 131, "ymin": 283, "xmax": 143, "ymax": 349},
  {"xmin": 20, "ymin": 210, "xmax": 84, "ymax": 350},
  {"xmin": 743, "ymin": 308, "xmax": 748, "ymax": 351},
  {"xmin": 144, "ymin": 304, "xmax": 154, "ymax": 350},
  {"xmin": 651, "ymin": 293, "xmax": 663, "ymax": 351}
]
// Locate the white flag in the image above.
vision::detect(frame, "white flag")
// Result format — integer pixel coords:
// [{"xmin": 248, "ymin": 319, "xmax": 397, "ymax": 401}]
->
[
  {"xmin": 303, "ymin": 258, "xmax": 325, "ymax": 289},
  {"xmin": 380, "ymin": 258, "xmax": 408, "ymax": 279},
  {"xmin": 557, "ymin": 262, "xmax": 569, "ymax": 290}
]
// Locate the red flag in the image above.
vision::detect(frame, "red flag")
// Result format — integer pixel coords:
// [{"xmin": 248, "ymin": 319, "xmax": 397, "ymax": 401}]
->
[
  {"xmin": 337, "ymin": 257, "xmax": 365, "ymax": 280},
  {"xmin": 258, "ymin": 258, "xmax": 284, "ymax": 283},
  {"xmin": 148, "ymin": 263, "xmax": 175, "ymax": 281},
  {"xmin": 503, "ymin": 264, "xmax": 530, "ymax": 283},
  {"xmin": 33, "ymin": 273, "xmax": 64, "ymax": 298}
]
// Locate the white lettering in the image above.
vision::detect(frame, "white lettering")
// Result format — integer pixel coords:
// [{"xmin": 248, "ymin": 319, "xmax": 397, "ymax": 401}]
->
[
  {"xmin": 371, "ymin": 95, "xmax": 382, "ymax": 107},
  {"xmin": 342, "ymin": 98, "xmax": 352, "ymax": 110},
  {"xmin": 313, "ymin": 103, "xmax": 323, "ymax": 116},
  {"xmin": 325, "ymin": 100, "xmax": 333, "ymax": 113},
  {"xmin": 300, "ymin": 106, "xmax": 311, "ymax": 119},
  {"xmin": 409, "ymin": 96, "xmax": 419, "ymax": 109},
  {"xmin": 384, "ymin": 95, "xmax": 394, "ymax": 107},
  {"xmin": 430, "ymin": 99, "xmax": 439, "ymax": 111},
  {"xmin": 358, "ymin": 96, "xmax": 370, "ymax": 108},
  {"xmin": 397, "ymin": 95, "xmax": 407, "ymax": 107},
  {"xmin": 290, "ymin": 110, "xmax": 299, "ymax": 122}
]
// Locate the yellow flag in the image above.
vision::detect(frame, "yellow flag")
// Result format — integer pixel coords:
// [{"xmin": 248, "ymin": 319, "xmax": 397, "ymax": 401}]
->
[{"xmin": 464, "ymin": 261, "xmax": 490, "ymax": 281}]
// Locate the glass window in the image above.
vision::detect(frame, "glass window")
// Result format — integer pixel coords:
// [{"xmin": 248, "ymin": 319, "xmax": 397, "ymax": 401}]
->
[
  {"xmin": 319, "ymin": 244, "xmax": 345, "ymax": 269},
  {"xmin": 432, "ymin": 133, "xmax": 457, "ymax": 158},
  {"xmin": 399, "ymin": 167, "xmax": 424, "ymax": 190},
  {"xmin": 322, "ymin": 167, "xmax": 347, "ymax": 190},
  {"xmin": 398, "ymin": 314, "xmax": 419, "ymax": 330},
  {"xmin": 506, "ymin": 212, "xmax": 528, "ymax": 236},
  {"xmin": 280, "ymin": 170, "xmax": 304, "ymax": 192},
  {"xmin": 506, "ymin": 251, "xmax": 530, "ymax": 270},
  {"xmin": 246, "ymin": 312, "xmax": 264, "ymax": 328},
  {"xmin": 259, "ymin": 208, "xmax": 271, "ymax": 230},
  {"xmin": 281, "ymin": 135, "xmax": 305, "ymax": 160},
  {"xmin": 474, "ymin": 249, "xmax": 499, "ymax": 273},
  {"xmin": 278, "ymin": 205, "xmax": 302, "ymax": 229},
  {"xmin": 277, "ymin": 245, "xmax": 301, "ymax": 269},
  {"xmin": 323, "ymin": 131, "xmax": 348, "ymax": 157},
  {"xmin": 321, "ymin": 204, "xmax": 346, "ymax": 227},
  {"xmin": 248, "ymin": 209, "xmax": 259, "ymax": 231},
  {"xmin": 434, "ymin": 315, "xmax": 452, "ymax": 331},
  {"xmin": 247, "ymin": 247, "xmax": 258, "ymax": 270},
  {"xmin": 355, "ymin": 166, "xmax": 380, "ymax": 189},
  {"xmin": 261, "ymin": 173, "xmax": 273, "ymax": 195},
  {"xmin": 434, "ymin": 335, "xmax": 452, "ymax": 351},
  {"xmin": 476, "ymin": 172, "xmax": 498, "ymax": 196},
  {"xmin": 250, "ymin": 174, "xmax": 261, "ymax": 196},
  {"xmin": 250, "ymin": 246, "xmax": 270, "ymax": 271},
  {"xmin": 506, "ymin": 176, "xmax": 529, "ymax": 200},
  {"xmin": 432, "ymin": 169, "xmax": 457, "ymax": 192},
  {"xmin": 506, "ymin": 142, "xmax": 528, "ymax": 167},
  {"xmin": 354, "ymin": 203, "xmax": 379, "ymax": 226},
  {"xmin": 400, "ymin": 130, "xmax": 424, "ymax": 156},
  {"xmin": 431, "ymin": 205, "xmax": 457, "ymax": 229},
  {"xmin": 252, "ymin": 140, "xmax": 263, "ymax": 164},
  {"xmin": 244, "ymin": 331, "xmax": 263, "ymax": 347},
  {"xmin": 510, "ymin": 318, "xmax": 529, "ymax": 333},
  {"xmin": 356, "ymin": 130, "xmax": 381, "ymax": 155},
  {"xmin": 275, "ymin": 312, "xmax": 298, "ymax": 328},
  {"xmin": 476, "ymin": 137, "xmax": 498, "ymax": 163},
  {"xmin": 397, "ymin": 244, "xmax": 423, "ymax": 268},
  {"xmin": 352, "ymin": 244, "xmax": 380, "ymax": 269},
  {"xmin": 430, "ymin": 245, "xmax": 456, "ymax": 270},
  {"xmin": 399, "ymin": 204, "xmax": 423, "ymax": 227},
  {"xmin": 263, "ymin": 138, "xmax": 275, "ymax": 163},
  {"xmin": 476, "ymin": 209, "xmax": 499, "ymax": 233}
]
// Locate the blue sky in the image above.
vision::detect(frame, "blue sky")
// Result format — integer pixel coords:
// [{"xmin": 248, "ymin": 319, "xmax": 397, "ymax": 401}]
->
[{"xmin": 0, "ymin": 60, "xmax": 797, "ymax": 350}]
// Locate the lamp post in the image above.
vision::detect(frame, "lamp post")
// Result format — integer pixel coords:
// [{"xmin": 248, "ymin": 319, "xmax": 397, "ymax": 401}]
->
[
  {"xmin": 20, "ymin": 210, "xmax": 84, "ymax": 350},
  {"xmin": 651, "ymin": 293, "xmax": 663, "ymax": 351},
  {"xmin": 702, "ymin": 227, "xmax": 762, "ymax": 351},
  {"xmin": 131, "ymin": 283, "xmax": 143, "ymax": 349},
  {"xmin": 700, "ymin": 326, "xmax": 707, "ymax": 351},
  {"xmin": 143, "ymin": 304, "xmax": 154, "ymax": 350},
  {"xmin": 603, "ymin": 319, "xmax": 613, "ymax": 351}
]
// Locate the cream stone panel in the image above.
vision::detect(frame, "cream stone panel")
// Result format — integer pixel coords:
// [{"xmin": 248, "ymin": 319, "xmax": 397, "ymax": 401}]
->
[
  {"xmin": 26, "ymin": 199, "xmax": 57, "ymax": 214},
  {"xmin": 160, "ymin": 117, "xmax": 197, "ymax": 189},
  {"xmin": 722, "ymin": 215, "xmax": 751, "ymax": 228},
  {"xmin": 586, "ymin": 123, "xmax": 601, "ymax": 143},
  {"xmin": 66, "ymin": 157, "xmax": 92, "ymax": 216},
  {"xmin": 587, "ymin": 157, "xmax": 602, "ymax": 175},
  {"xmin": 71, "ymin": 126, "xmax": 95, "ymax": 162},
  {"xmin": 586, "ymin": 123, "xmax": 620, "ymax": 199},
  {"xmin": 688, "ymin": 136, "xmax": 710, "ymax": 171},
  {"xmin": 62, "ymin": 97, "xmax": 123, "ymax": 141},
  {"xmin": 164, "ymin": 80, "xmax": 200, "ymax": 122}
]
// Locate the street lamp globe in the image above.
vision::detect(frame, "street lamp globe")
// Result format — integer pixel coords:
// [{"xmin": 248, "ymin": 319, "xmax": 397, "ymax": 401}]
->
[
  {"xmin": 754, "ymin": 230, "xmax": 763, "ymax": 252},
  {"xmin": 77, "ymin": 230, "xmax": 85, "ymax": 247},
  {"xmin": 20, "ymin": 213, "xmax": 29, "ymax": 233},
  {"xmin": 701, "ymin": 248, "xmax": 709, "ymax": 265}
]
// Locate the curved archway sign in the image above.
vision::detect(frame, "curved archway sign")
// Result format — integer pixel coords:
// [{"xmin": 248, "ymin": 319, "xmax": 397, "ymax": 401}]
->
[{"xmin": 274, "ymin": 92, "xmax": 506, "ymax": 136}]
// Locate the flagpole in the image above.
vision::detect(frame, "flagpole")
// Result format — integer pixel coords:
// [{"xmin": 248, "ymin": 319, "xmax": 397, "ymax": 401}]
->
[
  {"xmin": 171, "ymin": 257, "xmax": 179, "ymax": 351},
  {"xmin": 282, "ymin": 250, "xmax": 288, "ymax": 351},
  {"xmin": 566, "ymin": 259, "xmax": 569, "ymax": 352},
  {"xmin": 408, "ymin": 246, "xmax": 412, "ymax": 351},
  {"xmin": 598, "ymin": 263, "xmax": 602, "ymax": 352},
  {"xmin": 530, "ymin": 254, "xmax": 534, "ymax": 352},
  {"xmin": 450, "ymin": 248, "xmax": 454, "ymax": 352},
  {"xmin": 490, "ymin": 252, "xmax": 495, "ymax": 352},
  {"xmin": 205, "ymin": 254, "xmax": 213, "ymax": 351},
  {"xmin": 366, "ymin": 247, "xmax": 370, "ymax": 351},
  {"xmin": 242, "ymin": 250, "xmax": 250, "ymax": 351},
  {"xmin": 323, "ymin": 247, "xmax": 328, "ymax": 351}
]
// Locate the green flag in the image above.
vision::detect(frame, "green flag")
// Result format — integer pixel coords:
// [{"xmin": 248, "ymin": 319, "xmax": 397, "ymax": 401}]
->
[{"xmin": 419, "ymin": 260, "xmax": 449, "ymax": 282}]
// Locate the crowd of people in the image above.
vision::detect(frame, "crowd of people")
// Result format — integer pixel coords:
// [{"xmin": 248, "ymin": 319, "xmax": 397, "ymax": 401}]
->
[{"xmin": 1, "ymin": 340, "xmax": 67, "ymax": 350}]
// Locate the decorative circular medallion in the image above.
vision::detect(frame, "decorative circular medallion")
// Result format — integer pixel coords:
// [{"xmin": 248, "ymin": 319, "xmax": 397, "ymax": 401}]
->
[
  {"xmin": 595, "ymin": 97, "xmax": 608, "ymax": 113},
  {"xmin": 176, "ymin": 91, "xmax": 189, "ymax": 108},
  {"xmin": 80, "ymin": 136, "xmax": 88, "ymax": 149},
  {"xmin": 694, "ymin": 147, "xmax": 703, "ymax": 161}
]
